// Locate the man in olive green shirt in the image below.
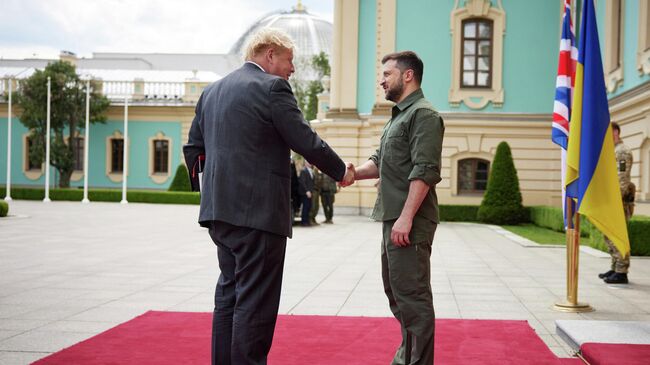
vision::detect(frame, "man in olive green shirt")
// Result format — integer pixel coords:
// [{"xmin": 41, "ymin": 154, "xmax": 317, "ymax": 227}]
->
[{"xmin": 352, "ymin": 51, "xmax": 444, "ymax": 364}]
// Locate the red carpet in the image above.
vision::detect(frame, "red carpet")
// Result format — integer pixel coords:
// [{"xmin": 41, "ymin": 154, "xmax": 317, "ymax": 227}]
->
[
  {"xmin": 581, "ymin": 342, "xmax": 650, "ymax": 365},
  {"xmin": 33, "ymin": 311, "xmax": 581, "ymax": 364}
]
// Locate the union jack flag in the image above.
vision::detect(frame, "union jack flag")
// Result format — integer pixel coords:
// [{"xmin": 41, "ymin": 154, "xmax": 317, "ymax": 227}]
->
[
  {"xmin": 553, "ymin": 0, "xmax": 577, "ymax": 225},
  {"xmin": 552, "ymin": 0, "xmax": 577, "ymax": 149}
]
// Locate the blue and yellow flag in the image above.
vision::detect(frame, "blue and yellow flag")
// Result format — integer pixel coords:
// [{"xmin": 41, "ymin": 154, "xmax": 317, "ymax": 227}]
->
[{"xmin": 566, "ymin": 0, "xmax": 630, "ymax": 257}]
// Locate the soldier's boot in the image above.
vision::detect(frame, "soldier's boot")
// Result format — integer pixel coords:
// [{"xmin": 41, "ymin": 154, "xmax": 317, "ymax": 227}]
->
[
  {"xmin": 598, "ymin": 270, "xmax": 615, "ymax": 279},
  {"xmin": 604, "ymin": 273, "xmax": 628, "ymax": 284}
]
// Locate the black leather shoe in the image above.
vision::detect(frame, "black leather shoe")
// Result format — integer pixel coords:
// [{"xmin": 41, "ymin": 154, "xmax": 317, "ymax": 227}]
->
[
  {"xmin": 598, "ymin": 270, "xmax": 614, "ymax": 279},
  {"xmin": 604, "ymin": 273, "xmax": 628, "ymax": 284}
]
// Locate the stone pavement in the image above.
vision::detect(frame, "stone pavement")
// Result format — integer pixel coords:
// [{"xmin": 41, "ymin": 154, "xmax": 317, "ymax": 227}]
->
[{"xmin": 0, "ymin": 200, "xmax": 649, "ymax": 364}]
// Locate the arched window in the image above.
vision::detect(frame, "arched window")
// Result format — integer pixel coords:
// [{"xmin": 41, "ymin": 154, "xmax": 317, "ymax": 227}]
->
[
  {"xmin": 457, "ymin": 158, "xmax": 490, "ymax": 194},
  {"xmin": 25, "ymin": 136, "xmax": 40, "ymax": 171},
  {"xmin": 461, "ymin": 18, "xmax": 493, "ymax": 88}
]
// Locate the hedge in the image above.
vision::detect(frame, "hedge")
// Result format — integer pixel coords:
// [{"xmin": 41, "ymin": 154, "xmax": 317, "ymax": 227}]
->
[
  {"xmin": 529, "ymin": 205, "xmax": 650, "ymax": 256},
  {"xmin": 0, "ymin": 200, "xmax": 8, "ymax": 217},
  {"xmin": 0, "ymin": 187, "xmax": 200, "ymax": 205},
  {"xmin": 440, "ymin": 205, "xmax": 480, "ymax": 222}
]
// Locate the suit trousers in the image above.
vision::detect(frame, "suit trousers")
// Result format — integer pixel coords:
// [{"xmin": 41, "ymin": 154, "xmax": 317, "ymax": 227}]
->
[
  {"xmin": 208, "ymin": 220, "xmax": 287, "ymax": 365},
  {"xmin": 381, "ymin": 216, "xmax": 437, "ymax": 365},
  {"xmin": 301, "ymin": 195, "xmax": 312, "ymax": 225}
]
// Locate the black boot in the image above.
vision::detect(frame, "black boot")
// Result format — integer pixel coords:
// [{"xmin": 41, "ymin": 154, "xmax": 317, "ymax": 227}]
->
[
  {"xmin": 604, "ymin": 272, "xmax": 628, "ymax": 284},
  {"xmin": 598, "ymin": 270, "xmax": 615, "ymax": 279}
]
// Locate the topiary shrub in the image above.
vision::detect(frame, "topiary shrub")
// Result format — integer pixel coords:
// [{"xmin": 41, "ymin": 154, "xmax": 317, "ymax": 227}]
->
[
  {"xmin": 0, "ymin": 200, "xmax": 8, "ymax": 217},
  {"xmin": 477, "ymin": 141, "xmax": 527, "ymax": 225},
  {"xmin": 168, "ymin": 164, "xmax": 192, "ymax": 192}
]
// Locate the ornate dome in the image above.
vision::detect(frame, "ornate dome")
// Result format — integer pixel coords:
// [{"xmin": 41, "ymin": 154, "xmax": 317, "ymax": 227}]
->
[{"xmin": 229, "ymin": 2, "xmax": 332, "ymax": 60}]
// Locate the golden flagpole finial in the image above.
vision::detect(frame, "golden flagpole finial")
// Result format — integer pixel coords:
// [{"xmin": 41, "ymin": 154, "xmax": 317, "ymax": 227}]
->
[{"xmin": 294, "ymin": 0, "xmax": 305, "ymax": 12}]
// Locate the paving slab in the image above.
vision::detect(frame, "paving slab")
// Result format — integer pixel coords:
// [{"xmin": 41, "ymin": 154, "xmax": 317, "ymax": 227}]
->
[{"xmin": 0, "ymin": 200, "xmax": 649, "ymax": 363}]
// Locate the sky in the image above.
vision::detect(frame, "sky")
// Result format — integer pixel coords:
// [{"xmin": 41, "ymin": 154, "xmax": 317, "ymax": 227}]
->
[{"xmin": 0, "ymin": 0, "xmax": 333, "ymax": 59}]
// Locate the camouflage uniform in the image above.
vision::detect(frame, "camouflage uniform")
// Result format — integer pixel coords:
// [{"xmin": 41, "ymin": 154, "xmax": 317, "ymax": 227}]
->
[
  {"xmin": 320, "ymin": 174, "xmax": 338, "ymax": 223},
  {"xmin": 604, "ymin": 141, "xmax": 634, "ymax": 273}
]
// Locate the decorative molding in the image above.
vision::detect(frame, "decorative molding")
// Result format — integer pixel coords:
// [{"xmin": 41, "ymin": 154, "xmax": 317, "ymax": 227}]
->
[
  {"xmin": 604, "ymin": 0, "xmax": 625, "ymax": 93},
  {"xmin": 374, "ymin": 0, "xmax": 396, "ymax": 112},
  {"xmin": 608, "ymin": 79, "xmax": 650, "ymax": 108},
  {"xmin": 637, "ymin": 0, "xmax": 650, "ymax": 75},
  {"xmin": 148, "ymin": 131, "xmax": 172, "ymax": 185},
  {"xmin": 449, "ymin": 0, "xmax": 506, "ymax": 109}
]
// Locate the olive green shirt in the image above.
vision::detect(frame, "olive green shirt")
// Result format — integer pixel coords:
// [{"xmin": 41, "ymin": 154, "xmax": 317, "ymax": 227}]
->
[{"xmin": 370, "ymin": 89, "xmax": 444, "ymax": 223}]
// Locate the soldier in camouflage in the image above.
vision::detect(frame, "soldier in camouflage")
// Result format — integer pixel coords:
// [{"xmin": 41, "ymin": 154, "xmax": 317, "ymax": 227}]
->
[{"xmin": 599, "ymin": 122, "xmax": 634, "ymax": 284}]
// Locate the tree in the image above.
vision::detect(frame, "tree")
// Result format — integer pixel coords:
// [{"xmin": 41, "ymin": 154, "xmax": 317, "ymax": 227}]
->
[
  {"xmin": 477, "ymin": 141, "xmax": 528, "ymax": 225},
  {"xmin": 292, "ymin": 51, "xmax": 330, "ymax": 121},
  {"xmin": 15, "ymin": 61, "xmax": 110, "ymax": 188}
]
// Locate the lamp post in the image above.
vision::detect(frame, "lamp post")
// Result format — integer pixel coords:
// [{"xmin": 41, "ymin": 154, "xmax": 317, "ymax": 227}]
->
[
  {"xmin": 82, "ymin": 78, "xmax": 91, "ymax": 203},
  {"xmin": 44, "ymin": 76, "xmax": 51, "ymax": 203},
  {"xmin": 4, "ymin": 78, "xmax": 13, "ymax": 201}
]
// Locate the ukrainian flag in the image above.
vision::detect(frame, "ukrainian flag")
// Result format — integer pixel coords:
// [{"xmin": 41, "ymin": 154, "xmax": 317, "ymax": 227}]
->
[{"xmin": 566, "ymin": 0, "xmax": 630, "ymax": 257}]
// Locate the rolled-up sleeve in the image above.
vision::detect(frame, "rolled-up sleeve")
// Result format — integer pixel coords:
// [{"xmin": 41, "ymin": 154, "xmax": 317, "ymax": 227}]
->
[
  {"xmin": 407, "ymin": 109, "xmax": 444, "ymax": 186},
  {"xmin": 369, "ymin": 148, "xmax": 380, "ymax": 168}
]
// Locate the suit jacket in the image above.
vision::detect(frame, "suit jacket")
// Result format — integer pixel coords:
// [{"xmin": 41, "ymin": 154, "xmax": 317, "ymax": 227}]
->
[
  {"xmin": 183, "ymin": 62, "xmax": 345, "ymax": 237},
  {"xmin": 298, "ymin": 167, "xmax": 314, "ymax": 196}
]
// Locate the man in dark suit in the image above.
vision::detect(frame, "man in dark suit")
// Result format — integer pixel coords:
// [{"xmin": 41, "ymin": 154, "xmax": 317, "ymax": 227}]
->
[
  {"xmin": 183, "ymin": 28, "xmax": 354, "ymax": 365},
  {"xmin": 298, "ymin": 161, "xmax": 315, "ymax": 226}
]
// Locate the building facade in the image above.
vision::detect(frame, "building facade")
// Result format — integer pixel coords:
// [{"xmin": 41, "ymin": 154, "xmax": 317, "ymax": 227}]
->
[{"xmin": 313, "ymin": 0, "xmax": 650, "ymax": 215}]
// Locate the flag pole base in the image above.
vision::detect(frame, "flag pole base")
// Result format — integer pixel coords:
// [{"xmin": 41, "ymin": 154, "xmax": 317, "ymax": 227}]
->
[{"xmin": 553, "ymin": 301, "xmax": 594, "ymax": 313}]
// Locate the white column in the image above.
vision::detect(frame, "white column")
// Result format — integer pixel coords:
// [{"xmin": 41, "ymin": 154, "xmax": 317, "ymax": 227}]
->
[
  {"xmin": 120, "ymin": 97, "xmax": 128, "ymax": 204},
  {"xmin": 373, "ymin": 0, "xmax": 397, "ymax": 113},
  {"xmin": 43, "ymin": 77, "xmax": 51, "ymax": 203},
  {"xmin": 82, "ymin": 79, "xmax": 90, "ymax": 203},
  {"xmin": 4, "ymin": 78, "xmax": 12, "ymax": 201}
]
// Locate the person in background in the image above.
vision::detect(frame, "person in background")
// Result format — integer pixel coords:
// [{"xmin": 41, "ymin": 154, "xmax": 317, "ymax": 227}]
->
[{"xmin": 599, "ymin": 122, "xmax": 634, "ymax": 284}]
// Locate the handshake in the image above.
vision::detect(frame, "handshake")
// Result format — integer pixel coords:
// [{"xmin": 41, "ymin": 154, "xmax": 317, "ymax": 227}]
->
[{"xmin": 340, "ymin": 162, "xmax": 356, "ymax": 188}]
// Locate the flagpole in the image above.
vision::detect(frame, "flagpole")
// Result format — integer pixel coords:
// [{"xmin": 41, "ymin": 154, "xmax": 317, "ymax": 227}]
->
[
  {"xmin": 82, "ymin": 79, "xmax": 90, "ymax": 204},
  {"xmin": 5, "ymin": 78, "xmax": 13, "ymax": 201},
  {"xmin": 43, "ymin": 77, "xmax": 52, "ymax": 203},
  {"xmin": 120, "ymin": 96, "xmax": 128, "ymax": 204},
  {"xmin": 554, "ymin": 197, "xmax": 593, "ymax": 312}
]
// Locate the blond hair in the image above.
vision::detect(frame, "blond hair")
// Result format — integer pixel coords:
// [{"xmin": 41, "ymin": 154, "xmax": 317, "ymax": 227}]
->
[{"xmin": 244, "ymin": 28, "xmax": 295, "ymax": 60}]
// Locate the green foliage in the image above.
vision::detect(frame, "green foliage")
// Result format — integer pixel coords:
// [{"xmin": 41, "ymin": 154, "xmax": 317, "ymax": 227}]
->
[
  {"xmin": 293, "ymin": 52, "xmax": 330, "ymax": 121},
  {"xmin": 440, "ymin": 205, "xmax": 479, "ymax": 222},
  {"xmin": 15, "ymin": 61, "xmax": 110, "ymax": 188},
  {"xmin": 528, "ymin": 206, "xmax": 650, "ymax": 256},
  {"xmin": 502, "ymin": 224, "xmax": 567, "ymax": 245},
  {"xmin": 168, "ymin": 164, "xmax": 192, "ymax": 192},
  {"xmin": 477, "ymin": 142, "xmax": 527, "ymax": 224},
  {"xmin": 0, "ymin": 200, "xmax": 8, "ymax": 217},
  {"xmin": 0, "ymin": 187, "xmax": 199, "ymax": 205}
]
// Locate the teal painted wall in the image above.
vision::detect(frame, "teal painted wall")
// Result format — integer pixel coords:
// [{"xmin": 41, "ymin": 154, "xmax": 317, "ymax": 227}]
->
[
  {"xmin": 357, "ymin": 0, "xmax": 377, "ymax": 114},
  {"xmin": 0, "ymin": 117, "xmax": 182, "ymax": 190},
  {"xmin": 355, "ymin": 0, "xmax": 561, "ymax": 113}
]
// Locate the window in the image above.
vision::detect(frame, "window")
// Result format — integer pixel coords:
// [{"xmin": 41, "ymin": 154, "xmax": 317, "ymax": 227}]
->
[
  {"xmin": 71, "ymin": 137, "xmax": 84, "ymax": 171},
  {"xmin": 25, "ymin": 137, "xmax": 40, "ymax": 170},
  {"xmin": 461, "ymin": 19, "xmax": 493, "ymax": 88},
  {"xmin": 110, "ymin": 139, "xmax": 124, "ymax": 173},
  {"xmin": 458, "ymin": 158, "xmax": 490, "ymax": 194},
  {"xmin": 153, "ymin": 139, "xmax": 169, "ymax": 174},
  {"xmin": 637, "ymin": 0, "xmax": 650, "ymax": 75},
  {"xmin": 449, "ymin": 0, "xmax": 505, "ymax": 109}
]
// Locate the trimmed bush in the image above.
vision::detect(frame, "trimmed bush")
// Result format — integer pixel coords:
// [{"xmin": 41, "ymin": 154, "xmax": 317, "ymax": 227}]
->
[
  {"xmin": 0, "ymin": 187, "xmax": 200, "ymax": 205},
  {"xmin": 0, "ymin": 200, "xmax": 8, "ymax": 217},
  {"xmin": 478, "ymin": 142, "xmax": 527, "ymax": 225},
  {"xmin": 169, "ymin": 164, "xmax": 192, "ymax": 192},
  {"xmin": 440, "ymin": 205, "xmax": 479, "ymax": 222}
]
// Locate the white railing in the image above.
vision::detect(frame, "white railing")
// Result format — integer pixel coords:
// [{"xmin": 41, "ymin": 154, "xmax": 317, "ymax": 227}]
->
[
  {"xmin": 1, "ymin": 78, "xmax": 203, "ymax": 103},
  {"xmin": 102, "ymin": 80, "xmax": 185, "ymax": 101}
]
